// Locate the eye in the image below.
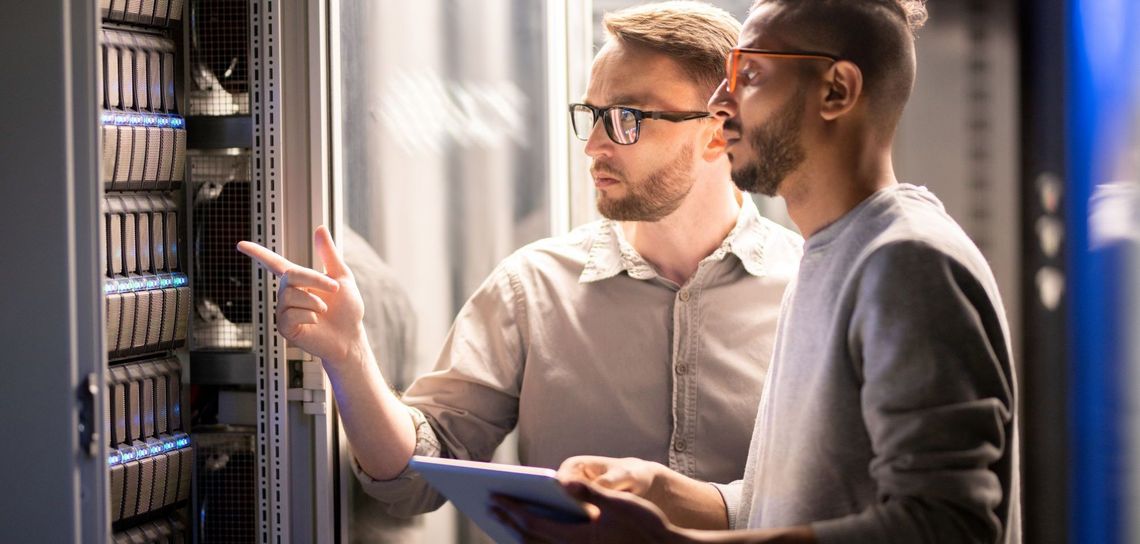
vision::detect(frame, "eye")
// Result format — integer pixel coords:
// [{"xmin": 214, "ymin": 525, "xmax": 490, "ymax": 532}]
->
[
  {"xmin": 738, "ymin": 66, "xmax": 761, "ymax": 86},
  {"xmin": 736, "ymin": 61, "xmax": 764, "ymax": 87}
]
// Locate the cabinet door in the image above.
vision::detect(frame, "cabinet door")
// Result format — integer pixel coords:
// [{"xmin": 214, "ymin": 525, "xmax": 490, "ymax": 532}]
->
[{"xmin": 0, "ymin": 2, "xmax": 107, "ymax": 543}]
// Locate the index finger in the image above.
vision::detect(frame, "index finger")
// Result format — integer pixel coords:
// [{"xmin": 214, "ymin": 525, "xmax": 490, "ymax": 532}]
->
[
  {"xmin": 238, "ymin": 241, "xmax": 341, "ymax": 292},
  {"xmin": 237, "ymin": 241, "xmax": 294, "ymax": 276}
]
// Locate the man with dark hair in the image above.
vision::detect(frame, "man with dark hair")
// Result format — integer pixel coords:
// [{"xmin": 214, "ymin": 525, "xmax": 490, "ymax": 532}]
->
[{"xmin": 495, "ymin": 1, "xmax": 1022, "ymax": 542}]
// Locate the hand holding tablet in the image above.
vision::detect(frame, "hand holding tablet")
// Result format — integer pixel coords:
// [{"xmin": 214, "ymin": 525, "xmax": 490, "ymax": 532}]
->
[{"xmin": 408, "ymin": 456, "xmax": 590, "ymax": 543}]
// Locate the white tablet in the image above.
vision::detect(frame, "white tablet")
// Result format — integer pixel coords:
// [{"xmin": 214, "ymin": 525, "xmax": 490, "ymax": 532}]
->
[{"xmin": 408, "ymin": 456, "xmax": 590, "ymax": 543}]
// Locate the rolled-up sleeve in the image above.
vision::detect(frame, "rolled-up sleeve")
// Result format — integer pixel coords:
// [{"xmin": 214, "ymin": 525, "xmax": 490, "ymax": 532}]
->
[
  {"xmin": 351, "ymin": 406, "xmax": 448, "ymax": 516},
  {"xmin": 812, "ymin": 241, "xmax": 1017, "ymax": 543},
  {"xmin": 354, "ymin": 259, "xmax": 529, "ymax": 516}
]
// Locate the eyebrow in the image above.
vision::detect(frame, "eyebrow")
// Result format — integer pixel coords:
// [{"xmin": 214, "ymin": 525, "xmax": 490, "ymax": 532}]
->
[
  {"xmin": 580, "ymin": 92, "xmax": 655, "ymax": 108},
  {"xmin": 608, "ymin": 94, "xmax": 654, "ymax": 107}
]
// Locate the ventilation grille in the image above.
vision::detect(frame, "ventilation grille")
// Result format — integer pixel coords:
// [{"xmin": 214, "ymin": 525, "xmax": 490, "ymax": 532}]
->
[{"xmin": 190, "ymin": 151, "xmax": 253, "ymax": 350}]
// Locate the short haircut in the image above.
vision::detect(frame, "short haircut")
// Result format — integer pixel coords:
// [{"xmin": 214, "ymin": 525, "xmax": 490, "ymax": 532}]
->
[
  {"xmin": 603, "ymin": 1, "xmax": 742, "ymax": 98},
  {"xmin": 752, "ymin": 0, "xmax": 928, "ymax": 126}
]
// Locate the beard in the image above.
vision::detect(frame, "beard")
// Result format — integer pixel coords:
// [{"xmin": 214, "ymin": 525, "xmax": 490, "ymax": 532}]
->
[
  {"xmin": 731, "ymin": 88, "xmax": 807, "ymax": 197},
  {"xmin": 595, "ymin": 143, "xmax": 695, "ymax": 222}
]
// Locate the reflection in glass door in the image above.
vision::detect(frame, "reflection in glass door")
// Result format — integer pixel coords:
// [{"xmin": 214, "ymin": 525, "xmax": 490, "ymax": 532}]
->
[{"xmin": 333, "ymin": 1, "xmax": 559, "ymax": 542}]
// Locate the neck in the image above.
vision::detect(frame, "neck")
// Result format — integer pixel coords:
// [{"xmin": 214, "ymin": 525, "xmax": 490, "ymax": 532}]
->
[
  {"xmin": 620, "ymin": 179, "xmax": 741, "ymax": 286},
  {"xmin": 783, "ymin": 141, "xmax": 897, "ymax": 238}
]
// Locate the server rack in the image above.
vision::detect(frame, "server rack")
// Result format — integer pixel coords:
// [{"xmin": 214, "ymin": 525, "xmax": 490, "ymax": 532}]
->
[
  {"xmin": 0, "ymin": 1, "xmax": 338, "ymax": 542},
  {"xmin": 98, "ymin": 1, "xmax": 195, "ymax": 541}
]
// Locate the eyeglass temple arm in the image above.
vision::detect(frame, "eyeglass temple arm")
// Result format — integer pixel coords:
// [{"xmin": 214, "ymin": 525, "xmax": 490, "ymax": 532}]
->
[{"xmin": 648, "ymin": 111, "xmax": 711, "ymax": 121}]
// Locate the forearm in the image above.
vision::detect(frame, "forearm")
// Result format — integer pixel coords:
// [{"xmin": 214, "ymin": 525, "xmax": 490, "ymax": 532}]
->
[
  {"xmin": 680, "ymin": 526, "xmax": 815, "ymax": 544},
  {"xmin": 322, "ymin": 325, "xmax": 417, "ymax": 480},
  {"xmin": 647, "ymin": 465, "xmax": 731, "ymax": 530}
]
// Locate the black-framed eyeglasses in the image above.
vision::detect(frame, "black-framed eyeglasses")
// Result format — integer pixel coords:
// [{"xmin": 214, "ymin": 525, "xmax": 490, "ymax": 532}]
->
[
  {"xmin": 725, "ymin": 47, "xmax": 840, "ymax": 93},
  {"xmin": 568, "ymin": 103, "xmax": 710, "ymax": 145}
]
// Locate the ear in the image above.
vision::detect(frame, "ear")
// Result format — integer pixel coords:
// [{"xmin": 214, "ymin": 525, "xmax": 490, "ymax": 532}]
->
[
  {"xmin": 819, "ymin": 60, "xmax": 863, "ymax": 121},
  {"xmin": 701, "ymin": 121, "xmax": 728, "ymax": 162}
]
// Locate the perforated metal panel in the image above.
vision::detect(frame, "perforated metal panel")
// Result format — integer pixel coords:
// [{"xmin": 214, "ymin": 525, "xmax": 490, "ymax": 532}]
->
[
  {"xmin": 189, "ymin": 0, "xmax": 250, "ymax": 115},
  {"xmin": 250, "ymin": 2, "xmax": 291, "ymax": 541},
  {"xmin": 194, "ymin": 429, "xmax": 257, "ymax": 543},
  {"xmin": 189, "ymin": 150, "xmax": 253, "ymax": 350}
]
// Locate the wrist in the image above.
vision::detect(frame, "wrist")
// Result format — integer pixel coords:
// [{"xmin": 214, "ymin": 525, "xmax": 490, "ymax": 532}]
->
[
  {"xmin": 645, "ymin": 461, "xmax": 672, "ymax": 503},
  {"xmin": 325, "ymin": 324, "xmax": 372, "ymax": 375}
]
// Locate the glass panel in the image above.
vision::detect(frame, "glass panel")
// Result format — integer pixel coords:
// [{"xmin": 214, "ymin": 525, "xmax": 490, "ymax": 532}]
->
[{"xmin": 336, "ymin": 1, "xmax": 552, "ymax": 542}]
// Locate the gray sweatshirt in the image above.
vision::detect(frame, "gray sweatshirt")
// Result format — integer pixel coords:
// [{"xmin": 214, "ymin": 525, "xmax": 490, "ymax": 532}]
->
[{"xmin": 720, "ymin": 184, "xmax": 1021, "ymax": 543}]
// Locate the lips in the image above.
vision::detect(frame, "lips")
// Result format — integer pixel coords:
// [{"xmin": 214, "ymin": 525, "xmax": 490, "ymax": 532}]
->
[
  {"xmin": 593, "ymin": 175, "xmax": 619, "ymax": 188},
  {"xmin": 591, "ymin": 167, "xmax": 622, "ymax": 188}
]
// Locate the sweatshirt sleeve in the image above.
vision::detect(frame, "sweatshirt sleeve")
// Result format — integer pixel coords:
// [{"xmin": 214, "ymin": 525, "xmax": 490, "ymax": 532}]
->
[
  {"xmin": 711, "ymin": 480, "xmax": 745, "ymax": 529},
  {"xmin": 812, "ymin": 241, "xmax": 1018, "ymax": 544}
]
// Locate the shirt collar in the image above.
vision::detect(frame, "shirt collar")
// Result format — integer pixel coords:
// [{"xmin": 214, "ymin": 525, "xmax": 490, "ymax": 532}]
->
[{"xmin": 579, "ymin": 196, "xmax": 773, "ymax": 284}]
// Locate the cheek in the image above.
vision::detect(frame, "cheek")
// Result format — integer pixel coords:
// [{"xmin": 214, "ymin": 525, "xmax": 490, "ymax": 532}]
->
[{"xmin": 608, "ymin": 144, "xmax": 658, "ymax": 177}]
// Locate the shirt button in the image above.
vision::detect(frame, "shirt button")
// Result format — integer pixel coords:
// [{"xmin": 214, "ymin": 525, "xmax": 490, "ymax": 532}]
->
[
  {"xmin": 674, "ymin": 439, "xmax": 688, "ymax": 452},
  {"xmin": 675, "ymin": 364, "xmax": 688, "ymax": 375},
  {"xmin": 678, "ymin": 289, "xmax": 691, "ymax": 302}
]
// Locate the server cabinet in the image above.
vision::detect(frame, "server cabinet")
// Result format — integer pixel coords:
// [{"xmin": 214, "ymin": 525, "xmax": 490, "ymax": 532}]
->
[
  {"xmin": 2, "ymin": 0, "xmax": 590, "ymax": 541},
  {"xmin": 1, "ymin": 1, "xmax": 337, "ymax": 542}
]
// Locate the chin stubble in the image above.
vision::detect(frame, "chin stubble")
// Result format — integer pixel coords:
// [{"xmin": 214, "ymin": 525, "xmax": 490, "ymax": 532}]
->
[
  {"xmin": 731, "ymin": 89, "xmax": 807, "ymax": 197},
  {"xmin": 597, "ymin": 143, "xmax": 695, "ymax": 221}
]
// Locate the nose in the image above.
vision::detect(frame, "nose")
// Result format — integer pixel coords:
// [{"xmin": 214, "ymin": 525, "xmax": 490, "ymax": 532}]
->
[
  {"xmin": 708, "ymin": 79, "xmax": 737, "ymax": 122},
  {"xmin": 583, "ymin": 115, "xmax": 613, "ymax": 159}
]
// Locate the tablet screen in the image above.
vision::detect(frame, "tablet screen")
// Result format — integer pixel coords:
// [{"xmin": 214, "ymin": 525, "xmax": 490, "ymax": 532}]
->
[{"xmin": 408, "ymin": 456, "xmax": 590, "ymax": 543}]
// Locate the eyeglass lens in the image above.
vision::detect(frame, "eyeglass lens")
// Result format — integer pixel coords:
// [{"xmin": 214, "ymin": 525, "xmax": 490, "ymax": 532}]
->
[{"xmin": 570, "ymin": 105, "xmax": 640, "ymax": 145}]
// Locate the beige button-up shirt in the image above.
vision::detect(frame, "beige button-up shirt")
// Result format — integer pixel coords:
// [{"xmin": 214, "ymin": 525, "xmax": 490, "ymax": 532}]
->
[{"xmin": 355, "ymin": 197, "xmax": 803, "ymax": 516}]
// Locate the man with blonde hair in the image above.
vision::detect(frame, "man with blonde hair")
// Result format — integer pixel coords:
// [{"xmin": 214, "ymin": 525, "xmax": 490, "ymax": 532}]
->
[{"xmin": 238, "ymin": 1, "xmax": 802, "ymax": 519}]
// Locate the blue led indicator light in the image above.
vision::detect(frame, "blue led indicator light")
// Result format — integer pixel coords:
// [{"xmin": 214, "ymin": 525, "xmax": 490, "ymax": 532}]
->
[{"xmin": 101, "ymin": 111, "xmax": 187, "ymax": 129}]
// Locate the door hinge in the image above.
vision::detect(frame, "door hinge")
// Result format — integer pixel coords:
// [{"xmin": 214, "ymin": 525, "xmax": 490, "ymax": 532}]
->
[
  {"xmin": 287, "ymin": 347, "xmax": 327, "ymax": 415},
  {"xmin": 79, "ymin": 373, "xmax": 100, "ymax": 457}
]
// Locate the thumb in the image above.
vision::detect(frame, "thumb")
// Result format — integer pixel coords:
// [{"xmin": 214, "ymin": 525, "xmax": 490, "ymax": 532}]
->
[
  {"xmin": 594, "ymin": 472, "xmax": 625, "ymax": 490},
  {"xmin": 564, "ymin": 481, "xmax": 604, "ymax": 503},
  {"xmin": 314, "ymin": 226, "xmax": 349, "ymax": 278}
]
